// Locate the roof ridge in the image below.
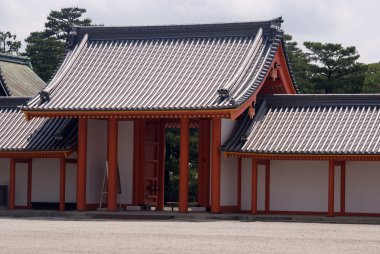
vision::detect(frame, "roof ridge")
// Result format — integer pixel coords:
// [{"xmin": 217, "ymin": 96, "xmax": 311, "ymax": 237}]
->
[{"xmin": 0, "ymin": 53, "xmax": 31, "ymax": 66}]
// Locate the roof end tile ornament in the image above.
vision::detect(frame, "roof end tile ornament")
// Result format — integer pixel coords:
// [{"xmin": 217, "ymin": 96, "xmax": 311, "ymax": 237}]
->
[{"xmin": 68, "ymin": 29, "xmax": 78, "ymax": 49}]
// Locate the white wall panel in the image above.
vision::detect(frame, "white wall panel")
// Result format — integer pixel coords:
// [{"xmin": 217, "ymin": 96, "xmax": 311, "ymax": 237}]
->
[
  {"xmin": 346, "ymin": 161, "xmax": 380, "ymax": 213},
  {"xmin": 0, "ymin": 159, "xmax": 10, "ymax": 187},
  {"xmin": 118, "ymin": 121, "xmax": 134, "ymax": 205},
  {"xmin": 32, "ymin": 159, "xmax": 59, "ymax": 202},
  {"xmin": 220, "ymin": 156, "xmax": 237, "ymax": 206},
  {"xmin": 65, "ymin": 163, "xmax": 77, "ymax": 203},
  {"xmin": 270, "ymin": 160, "xmax": 328, "ymax": 212},
  {"xmin": 15, "ymin": 163, "xmax": 28, "ymax": 206},
  {"xmin": 86, "ymin": 119, "xmax": 108, "ymax": 204}
]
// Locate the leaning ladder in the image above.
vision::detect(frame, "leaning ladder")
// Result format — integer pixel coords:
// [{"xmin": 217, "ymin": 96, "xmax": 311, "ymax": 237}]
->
[{"xmin": 99, "ymin": 161, "xmax": 121, "ymax": 209}]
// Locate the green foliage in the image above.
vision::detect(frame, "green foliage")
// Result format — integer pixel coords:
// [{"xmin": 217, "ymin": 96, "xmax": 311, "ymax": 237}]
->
[
  {"xmin": 24, "ymin": 7, "xmax": 92, "ymax": 82},
  {"xmin": 0, "ymin": 31, "xmax": 21, "ymax": 54},
  {"xmin": 303, "ymin": 41, "xmax": 366, "ymax": 93},
  {"xmin": 362, "ymin": 62, "xmax": 380, "ymax": 93},
  {"xmin": 24, "ymin": 32, "xmax": 65, "ymax": 82},
  {"xmin": 164, "ymin": 128, "xmax": 199, "ymax": 204},
  {"xmin": 283, "ymin": 34, "xmax": 313, "ymax": 93},
  {"xmin": 45, "ymin": 7, "xmax": 92, "ymax": 42}
]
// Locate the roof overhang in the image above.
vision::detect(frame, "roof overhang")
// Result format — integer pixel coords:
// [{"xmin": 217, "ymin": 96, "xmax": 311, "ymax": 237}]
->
[
  {"xmin": 224, "ymin": 152, "xmax": 380, "ymax": 161},
  {"xmin": 0, "ymin": 149, "xmax": 76, "ymax": 158}
]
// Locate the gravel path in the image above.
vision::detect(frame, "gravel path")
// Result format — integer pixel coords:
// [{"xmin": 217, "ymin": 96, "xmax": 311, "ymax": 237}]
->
[{"xmin": 0, "ymin": 218, "xmax": 380, "ymax": 253}]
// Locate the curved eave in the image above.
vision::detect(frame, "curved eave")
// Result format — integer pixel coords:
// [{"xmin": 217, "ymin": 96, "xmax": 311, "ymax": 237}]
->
[{"xmin": 224, "ymin": 151, "xmax": 380, "ymax": 161}]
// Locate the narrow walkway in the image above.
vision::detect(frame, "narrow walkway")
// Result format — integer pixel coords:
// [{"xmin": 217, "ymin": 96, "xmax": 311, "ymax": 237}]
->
[{"xmin": 1, "ymin": 209, "xmax": 380, "ymax": 224}]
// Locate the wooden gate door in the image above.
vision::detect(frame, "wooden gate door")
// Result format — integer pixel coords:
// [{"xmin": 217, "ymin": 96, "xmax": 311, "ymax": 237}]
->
[{"xmin": 143, "ymin": 120, "xmax": 165, "ymax": 208}]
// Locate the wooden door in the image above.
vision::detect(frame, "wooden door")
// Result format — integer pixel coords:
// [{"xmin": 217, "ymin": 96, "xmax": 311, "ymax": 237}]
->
[{"xmin": 143, "ymin": 121, "xmax": 161, "ymax": 206}]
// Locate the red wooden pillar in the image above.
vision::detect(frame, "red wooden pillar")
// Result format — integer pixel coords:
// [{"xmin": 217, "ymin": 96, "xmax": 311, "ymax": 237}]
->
[
  {"xmin": 340, "ymin": 161, "xmax": 346, "ymax": 215},
  {"xmin": 77, "ymin": 118, "xmax": 87, "ymax": 211},
  {"xmin": 265, "ymin": 160, "xmax": 270, "ymax": 214},
  {"xmin": 9, "ymin": 158, "xmax": 15, "ymax": 210},
  {"xmin": 179, "ymin": 117, "xmax": 189, "ymax": 213},
  {"xmin": 107, "ymin": 118, "xmax": 118, "ymax": 212},
  {"xmin": 237, "ymin": 157, "xmax": 242, "ymax": 211},
  {"xmin": 197, "ymin": 119, "xmax": 211, "ymax": 207},
  {"xmin": 328, "ymin": 160, "xmax": 335, "ymax": 217},
  {"xmin": 211, "ymin": 117, "xmax": 221, "ymax": 213},
  {"xmin": 27, "ymin": 159, "xmax": 32, "ymax": 208},
  {"xmin": 59, "ymin": 158, "xmax": 66, "ymax": 211},
  {"xmin": 251, "ymin": 159, "xmax": 258, "ymax": 215}
]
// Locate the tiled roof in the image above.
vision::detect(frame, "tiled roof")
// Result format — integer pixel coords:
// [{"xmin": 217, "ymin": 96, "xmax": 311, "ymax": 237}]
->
[
  {"xmin": 0, "ymin": 53, "xmax": 45, "ymax": 96},
  {"xmin": 25, "ymin": 18, "xmax": 292, "ymax": 112},
  {"xmin": 222, "ymin": 94, "xmax": 380, "ymax": 155},
  {"xmin": 0, "ymin": 97, "xmax": 77, "ymax": 152}
]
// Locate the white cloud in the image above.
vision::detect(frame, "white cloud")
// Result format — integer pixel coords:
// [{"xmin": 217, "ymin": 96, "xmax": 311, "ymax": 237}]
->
[{"xmin": 0, "ymin": 0, "xmax": 378, "ymax": 63}]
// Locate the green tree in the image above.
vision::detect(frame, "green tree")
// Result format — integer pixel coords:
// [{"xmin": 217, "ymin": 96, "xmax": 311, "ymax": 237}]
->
[
  {"xmin": 45, "ymin": 7, "xmax": 92, "ymax": 42},
  {"xmin": 24, "ymin": 32, "xmax": 65, "ymax": 82},
  {"xmin": 283, "ymin": 34, "xmax": 313, "ymax": 93},
  {"xmin": 0, "ymin": 31, "xmax": 21, "ymax": 54},
  {"xmin": 303, "ymin": 42, "xmax": 366, "ymax": 93},
  {"xmin": 362, "ymin": 62, "xmax": 380, "ymax": 93},
  {"xmin": 24, "ymin": 7, "xmax": 92, "ymax": 82}
]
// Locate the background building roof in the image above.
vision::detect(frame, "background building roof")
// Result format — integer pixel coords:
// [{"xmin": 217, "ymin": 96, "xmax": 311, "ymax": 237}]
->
[
  {"xmin": 25, "ymin": 18, "xmax": 294, "ymax": 112},
  {"xmin": 0, "ymin": 53, "xmax": 45, "ymax": 97},
  {"xmin": 0, "ymin": 97, "xmax": 76, "ymax": 152},
  {"xmin": 222, "ymin": 94, "xmax": 380, "ymax": 155}
]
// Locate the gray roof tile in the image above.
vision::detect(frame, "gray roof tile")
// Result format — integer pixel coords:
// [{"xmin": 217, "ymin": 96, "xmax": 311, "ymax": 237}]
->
[
  {"xmin": 25, "ymin": 18, "xmax": 290, "ymax": 112},
  {"xmin": 222, "ymin": 94, "xmax": 380, "ymax": 155},
  {"xmin": 0, "ymin": 97, "xmax": 76, "ymax": 152}
]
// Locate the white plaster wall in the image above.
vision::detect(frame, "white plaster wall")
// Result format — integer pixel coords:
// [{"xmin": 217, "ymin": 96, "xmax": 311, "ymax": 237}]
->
[
  {"xmin": 0, "ymin": 159, "xmax": 10, "ymax": 187},
  {"xmin": 15, "ymin": 163, "xmax": 28, "ymax": 206},
  {"xmin": 118, "ymin": 121, "xmax": 134, "ymax": 205},
  {"xmin": 270, "ymin": 160, "xmax": 328, "ymax": 212},
  {"xmin": 65, "ymin": 163, "xmax": 77, "ymax": 203},
  {"xmin": 220, "ymin": 119, "xmax": 237, "ymax": 206},
  {"xmin": 220, "ymin": 156, "xmax": 237, "ymax": 206},
  {"xmin": 240, "ymin": 159, "xmax": 265, "ymax": 211},
  {"xmin": 86, "ymin": 119, "xmax": 108, "ymax": 204},
  {"xmin": 346, "ymin": 161, "xmax": 380, "ymax": 213},
  {"xmin": 32, "ymin": 159, "xmax": 59, "ymax": 202}
]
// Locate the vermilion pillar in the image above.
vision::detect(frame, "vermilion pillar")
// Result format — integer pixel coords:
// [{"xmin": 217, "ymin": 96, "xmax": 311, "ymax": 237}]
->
[
  {"xmin": 179, "ymin": 117, "xmax": 189, "ymax": 213},
  {"xmin": 328, "ymin": 160, "xmax": 335, "ymax": 217},
  {"xmin": 197, "ymin": 119, "xmax": 211, "ymax": 207},
  {"xmin": 9, "ymin": 158, "xmax": 15, "ymax": 210},
  {"xmin": 77, "ymin": 118, "xmax": 87, "ymax": 211},
  {"xmin": 27, "ymin": 160, "xmax": 32, "ymax": 208},
  {"xmin": 157, "ymin": 121, "xmax": 165, "ymax": 211},
  {"xmin": 107, "ymin": 118, "xmax": 118, "ymax": 212},
  {"xmin": 251, "ymin": 159, "xmax": 258, "ymax": 215},
  {"xmin": 211, "ymin": 117, "xmax": 221, "ymax": 213},
  {"xmin": 340, "ymin": 161, "xmax": 346, "ymax": 215},
  {"xmin": 59, "ymin": 158, "xmax": 66, "ymax": 211}
]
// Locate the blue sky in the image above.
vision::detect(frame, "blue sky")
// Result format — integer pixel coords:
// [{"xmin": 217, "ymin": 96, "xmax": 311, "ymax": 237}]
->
[{"xmin": 0, "ymin": 0, "xmax": 379, "ymax": 63}]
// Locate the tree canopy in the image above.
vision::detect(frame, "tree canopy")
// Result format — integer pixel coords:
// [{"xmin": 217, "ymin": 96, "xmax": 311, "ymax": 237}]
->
[
  {"xmin": 45, "ymin": 7, "xmax": 92, "ymax": 42},
  {"xmin": 24, "ymin": 7, "xmax": 92, "ymax": 82},
  {"xmin": 0, "ymin": 31, "xmax": 21, "ymax": 55},
  {"xmin": 303, "ymin": 42, "xmax": 366, "ymax": 93}
]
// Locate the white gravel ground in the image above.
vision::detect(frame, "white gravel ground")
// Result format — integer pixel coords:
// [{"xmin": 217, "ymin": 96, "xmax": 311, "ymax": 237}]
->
[{"xmin": 0, "ymin": 218, "xmax": 380, "ymax": 253}]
